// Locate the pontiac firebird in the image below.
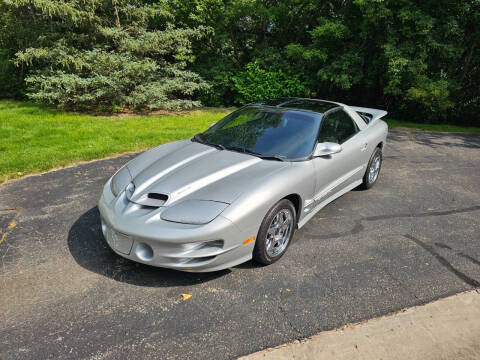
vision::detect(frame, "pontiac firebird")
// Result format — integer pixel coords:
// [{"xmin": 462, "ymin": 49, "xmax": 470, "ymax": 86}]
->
[{"xmin": 98, "ymin": 98, "xmax": 388, "ymax": 272}]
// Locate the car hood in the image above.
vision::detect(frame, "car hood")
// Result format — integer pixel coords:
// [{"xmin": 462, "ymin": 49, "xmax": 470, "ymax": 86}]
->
[{"xmin": 125, "ymin": 140, "xmax": 289, "ymax": 205}]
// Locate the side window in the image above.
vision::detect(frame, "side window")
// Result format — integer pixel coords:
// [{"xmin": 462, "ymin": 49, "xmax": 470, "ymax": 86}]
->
[{"xmin": 317, "ymin": 110, "xmax": 358, "ymax": 144}]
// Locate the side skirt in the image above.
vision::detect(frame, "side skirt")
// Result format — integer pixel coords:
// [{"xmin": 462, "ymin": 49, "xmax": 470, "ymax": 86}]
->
[{"xmin": 297, "ymin": 179, "xmax": 363, "ymax": 229}]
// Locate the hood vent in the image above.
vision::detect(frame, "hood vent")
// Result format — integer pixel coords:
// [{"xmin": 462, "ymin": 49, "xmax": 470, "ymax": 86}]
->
[
  {"xmin": 147, "ymin": 193, "xmax": 169, "ymax": 202},
  {"xmin": 128, "ymin": 193, "xmax": 169, "ymax": 207}
]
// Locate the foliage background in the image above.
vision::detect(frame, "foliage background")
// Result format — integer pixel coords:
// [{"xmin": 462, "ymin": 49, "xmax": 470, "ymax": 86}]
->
[{"xmin": 0, "ymin": 0, "xmax": 479, "ymax": 125}]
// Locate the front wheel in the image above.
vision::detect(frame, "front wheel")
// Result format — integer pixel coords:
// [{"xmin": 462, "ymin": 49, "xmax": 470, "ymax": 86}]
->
[
  {"xmin": 361, "ymin": 147, "xmax": 382, "ymax": 189},
  {"xmin": 253, "ymin": 199, "xmax": 296, "ymax": 265}
]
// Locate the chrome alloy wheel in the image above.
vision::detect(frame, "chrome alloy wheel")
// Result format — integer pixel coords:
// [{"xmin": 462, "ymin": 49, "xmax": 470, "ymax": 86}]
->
[
  {"xmin": 368, "ymin": 154, "xmax": 381, "ymax": 183},
  {"xmin": 265, "ymin": 209, "xmax": 293, "ymax": 257}
]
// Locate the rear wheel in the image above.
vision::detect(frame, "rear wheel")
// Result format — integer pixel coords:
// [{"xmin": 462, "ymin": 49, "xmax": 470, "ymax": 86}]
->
[
  {"xmin": 361, "ymin": 147, "xmax": 382, "ymax": 189},
  {"xmin": 253, "ymin": 199, "xmax": 296, "ymax": 265}
]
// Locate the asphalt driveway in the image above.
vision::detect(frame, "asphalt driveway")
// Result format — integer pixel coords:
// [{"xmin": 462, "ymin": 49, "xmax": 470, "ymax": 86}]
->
[{"xmin": 1, "ymin": 130, "xmax": 479, "ymax": 359}]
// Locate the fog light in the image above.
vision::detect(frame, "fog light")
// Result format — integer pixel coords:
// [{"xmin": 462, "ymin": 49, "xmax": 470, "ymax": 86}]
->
[{"xmin": 135, "ymin": 243, "xmax": 154, "ymax": 261}]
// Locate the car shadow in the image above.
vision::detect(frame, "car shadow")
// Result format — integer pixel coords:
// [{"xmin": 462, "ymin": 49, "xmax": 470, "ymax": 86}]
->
[
  {"xmin": 234, "ymin": 260, "xmax": 262, "ymax": 269},
  {"xmin": 67, "ymin": 207, "xmax": 230, "ymax": 287}
]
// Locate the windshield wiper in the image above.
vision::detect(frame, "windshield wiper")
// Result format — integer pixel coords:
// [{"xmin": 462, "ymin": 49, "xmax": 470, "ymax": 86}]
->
[
  {"xmin": 192, "ymin": 134, "xmax": 225, "ymax": 150},
  {"xmin": 224, "ymin": 146, "xmax": 285, "ymax": 161}
]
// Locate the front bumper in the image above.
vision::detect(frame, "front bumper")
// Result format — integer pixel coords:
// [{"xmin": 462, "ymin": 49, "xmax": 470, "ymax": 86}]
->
[{"xmin": 98, "ymin": 180, "xmax": 255, "ymax": 272}]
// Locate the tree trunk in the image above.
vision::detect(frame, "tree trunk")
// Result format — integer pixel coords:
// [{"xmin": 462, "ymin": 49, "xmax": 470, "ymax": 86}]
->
[{"xmin": 114, "ymin": 5, "xmax": 120, "ymax": 28}]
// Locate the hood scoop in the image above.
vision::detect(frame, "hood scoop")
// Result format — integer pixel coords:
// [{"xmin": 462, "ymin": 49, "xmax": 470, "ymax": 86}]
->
[
  {"xmin": 129, "ymin": 192, "xmax": 169, "ymax": 207},
  {"xmin": 147, "ymin": 193, "xmax": 168, "ymax": 202}
]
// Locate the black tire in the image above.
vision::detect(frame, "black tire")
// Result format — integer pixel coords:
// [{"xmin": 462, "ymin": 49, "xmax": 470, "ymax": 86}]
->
[
  {"xmin": 253, "ymin": 199, "xmax": 296, "ymax": 265},
  {"xmin": 360, "ymin": 147, "xmax": 382, "ymax": 190}
]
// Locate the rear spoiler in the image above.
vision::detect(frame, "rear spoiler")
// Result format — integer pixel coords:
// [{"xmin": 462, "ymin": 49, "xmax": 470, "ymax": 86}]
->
[{"xmin": 350, "ymin": 106, "xmax": 388, "ymax": 124}]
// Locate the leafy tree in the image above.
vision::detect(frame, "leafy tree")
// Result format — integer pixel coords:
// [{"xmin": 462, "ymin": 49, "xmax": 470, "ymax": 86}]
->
[
  {"xmin": 232, "ymin": 61, "xmax": 306, "ymax": 103},
  {"xmin": 4, "ymin": 0, "xmax": 208, "ymax": 110},
  {"xmin": 0, "ymin": 0, "xmax": 479, "ymax": 125},
  {"xmin": 169, "ymin": 0, "xmax": 479, "ymax": 125}
]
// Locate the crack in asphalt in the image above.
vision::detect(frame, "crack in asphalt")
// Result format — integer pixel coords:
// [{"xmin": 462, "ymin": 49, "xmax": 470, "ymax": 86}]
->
[
  {"xmin": 305, "ymin": 205, "xmax": 480, "ymax": 239},
  {"xmin": 366, "ymin": 205, "xmax": 480, "ymax": 221},
  {"xmin": 458, "ymin": 254, "xmax": 480, "ymax": 267},
  {"xmin": 278, "ymin": 304, "xmax": 303, "ymax": 337},
  {"xmin": 404, "ymin": 234, "xmax": 480, "ymax": 288},
  {"xmin": 434, "ymin": 242, "xmax": 480, "ymax": 267},
  {"xmin": 303, "ymin": 205, "xmax": 480, "ymax": 290},
  {"xmin": 0, "ymin": 208, "xmax": 18, "ymax": 213}
]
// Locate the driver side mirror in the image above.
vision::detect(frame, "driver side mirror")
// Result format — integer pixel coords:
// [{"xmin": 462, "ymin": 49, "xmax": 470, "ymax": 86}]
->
[{"xmin": 313, "ymin": 142, "xmax": 342, "ymax": 157}]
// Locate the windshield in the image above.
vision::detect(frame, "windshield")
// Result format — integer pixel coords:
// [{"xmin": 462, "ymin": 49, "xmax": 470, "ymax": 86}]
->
[{"xmin": 197, "ymin": 107, "xmax": 322, "ymax": 160}]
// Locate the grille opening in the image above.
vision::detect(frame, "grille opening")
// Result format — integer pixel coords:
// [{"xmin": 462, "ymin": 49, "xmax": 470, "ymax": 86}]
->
[
  {"xmin": 186, "ymin": 255, "xmax": 216, "ymax": 264},
  {"xmin": 198, "ymin": 240, "xmax": 223, "ymax": 250},
  {"xmin": 147, "ymin": 193, "xmax": 168, "ymax": 201}
]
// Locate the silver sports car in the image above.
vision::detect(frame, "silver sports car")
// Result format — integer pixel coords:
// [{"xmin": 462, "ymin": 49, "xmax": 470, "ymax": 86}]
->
[{"xmin": 98, "ymin": 98, "xmax": 388, "ymax": 272}]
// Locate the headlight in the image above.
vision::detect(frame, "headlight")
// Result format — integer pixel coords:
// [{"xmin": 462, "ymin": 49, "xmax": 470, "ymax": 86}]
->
[
  {"xmin": 110, "ymin": 166, "xmax": 132, "ymax": 197},
  {"xmin": 161, "ymin": 200, "xmax": 228, "ymax": 225}
]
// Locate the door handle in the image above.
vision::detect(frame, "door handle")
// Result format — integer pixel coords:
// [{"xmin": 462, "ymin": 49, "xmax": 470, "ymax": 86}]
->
[{"xmin": 360, "ymin": 143, "xmax": 368, "ymax": 151}]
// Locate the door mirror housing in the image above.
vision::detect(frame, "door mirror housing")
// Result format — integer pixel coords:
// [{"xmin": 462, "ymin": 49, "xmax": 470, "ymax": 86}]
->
[{"xmin": 313, "ymin": 142, "xmax": 342, "ymax": 157}]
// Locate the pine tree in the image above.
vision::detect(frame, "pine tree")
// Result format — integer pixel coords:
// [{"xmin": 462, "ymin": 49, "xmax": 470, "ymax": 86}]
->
[{"xmin": 8, "ymin": 0, "xmax": 208, "ymax": 110}]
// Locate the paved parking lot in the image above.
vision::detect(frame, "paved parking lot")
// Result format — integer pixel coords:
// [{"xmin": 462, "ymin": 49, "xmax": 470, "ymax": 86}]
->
[{"xmin": 1, "ymin": 130, "xmax": 479, "ymax": 359}]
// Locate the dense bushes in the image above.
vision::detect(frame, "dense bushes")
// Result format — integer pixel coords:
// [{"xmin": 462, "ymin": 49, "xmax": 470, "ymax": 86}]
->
[
  {"xmin": 0, "ymin": 0, "xmax": 479, "ymax": 125},
  {"xmin": 232, "ymin": 62, "xmax": 306, "ymax": 104},
  {"xmin": 172, "ymin": 0, "xmax": 480, "ymax": 125}
]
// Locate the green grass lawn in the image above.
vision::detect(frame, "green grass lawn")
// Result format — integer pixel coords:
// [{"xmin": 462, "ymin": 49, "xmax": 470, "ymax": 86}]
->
[
  {"xmin": 1, "ymin": 100, "xmax": 479, "ymax": 184},
  {"xmin": 0, "ymin": 100, "xmax": 230, "ymax": 184}
]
